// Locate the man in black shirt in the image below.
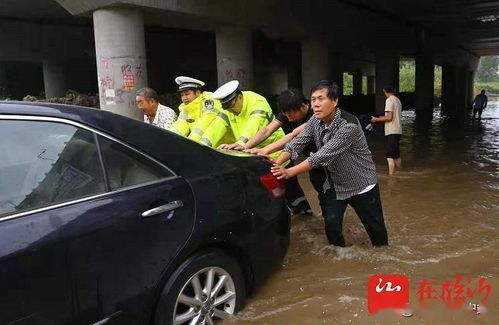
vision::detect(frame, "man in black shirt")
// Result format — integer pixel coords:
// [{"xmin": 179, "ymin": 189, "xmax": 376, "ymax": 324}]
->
[{"xmin": 242, "ymin": 89, "xmax": 326, "ymax": 215}]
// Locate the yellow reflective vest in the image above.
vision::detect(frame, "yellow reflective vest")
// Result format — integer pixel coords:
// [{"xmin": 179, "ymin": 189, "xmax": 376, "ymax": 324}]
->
[
  {"xmin": 170, "ymin": 92, "xmax": 234, "ymax": 146},
  {"xmin": 200, "ymin": 91, "xmax": 285, "ymax": 158}
]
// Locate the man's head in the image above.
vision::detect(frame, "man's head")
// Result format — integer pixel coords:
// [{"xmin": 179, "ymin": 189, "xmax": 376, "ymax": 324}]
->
[
  {"xmin": 481, "ymin": 89, "xmax": 486, "ymax": 95},
  {"xmin": 136, "ymin": 88, "xmax": 159, "ymax": 116},
  {"xmin": 310, "ymin": 80, "xmax": 340, "ymax": 122},
  {"xmin": 213, "ymin": 80, "xmax": 243, "ymax": 113},
  {"xmin": 278, "ymin": 89, "xmax": 309, "ymax": 122},
  {"xmin": 180, "ymin": 89, "xmax": 201, "ymax": 105},
  {"xmin": 175, "ymin": 76, "xmax": 205, "ymax": 105},
  {"xmin": 382, "ymin": 86, "xmax": 396, "ymax": 98}
]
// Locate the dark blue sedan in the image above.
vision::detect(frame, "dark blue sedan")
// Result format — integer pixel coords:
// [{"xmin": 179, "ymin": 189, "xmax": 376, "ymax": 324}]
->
[{"xmin": 0, "ymin": 102, "xmax": 289, "ymax": 325}]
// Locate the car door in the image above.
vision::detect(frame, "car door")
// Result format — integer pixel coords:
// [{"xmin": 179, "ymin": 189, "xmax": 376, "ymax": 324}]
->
[
  {"xmin": 0, "ymin": 117, "xmax": 109, "ymax": 324},
  {"xmin": 60, "ymin": 134, "xmax": 195, "ymax": 324},
  {"xmin": 0, "ymin": 117, "xmax": 195, "ymax": 324}
]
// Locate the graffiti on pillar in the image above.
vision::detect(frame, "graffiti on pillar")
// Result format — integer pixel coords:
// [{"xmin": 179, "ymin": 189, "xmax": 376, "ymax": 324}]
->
[
  {"xmin": 224, "ymin": 67, "xmax": 248, "ymax": 83},
  {"xmin": 134, "ymin": 64, "xmax": 145, "ymax": 81},
  {"xmin": 100, "ymin": 58, "xmax": 110, "ymax": 70},
  {"xmin": 99, "ymin": 76, "xmax": 115, "ymax": 105},
  {"xmin": 115, "ymin": 88, "xmax": 126, "ymax": 104},
  {"xmin": 121, "ymin": 64, "xmax": 135, "ymax": 91}
]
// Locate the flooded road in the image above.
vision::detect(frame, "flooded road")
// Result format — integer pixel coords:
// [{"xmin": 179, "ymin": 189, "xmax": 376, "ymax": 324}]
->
[{"xmin": 230, "ymin": 104, "xmax": 499, "ymax": 324}]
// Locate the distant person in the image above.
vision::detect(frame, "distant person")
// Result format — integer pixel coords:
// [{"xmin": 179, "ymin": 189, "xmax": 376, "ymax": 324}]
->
[
  {"xmin": 472, "ymin": 89, "xmax": 488, "ymax": 120},
  {"xmin": 371, "ymin": 86, "xmax": 402, "ymax": 175},
  {"xmin": 136, "ymin": 87, "xmax": 177, "ymax": 130}
]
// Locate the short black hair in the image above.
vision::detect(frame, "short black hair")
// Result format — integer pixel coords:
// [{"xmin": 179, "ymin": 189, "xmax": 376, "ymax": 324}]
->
[
  {"xmin": 383, "ymin": 86, "xmax": 396, "ymax": 94},
  {"xmin": 310, "ymin": 80, "xmax": 340, "ymax": 100},
  {"xmin": 136, "ymin": 88, "xmax": 159, "ymax": 102},
  {"xmin": 277, "ymin": 89, "xmax": 307, "ymax": 113}
]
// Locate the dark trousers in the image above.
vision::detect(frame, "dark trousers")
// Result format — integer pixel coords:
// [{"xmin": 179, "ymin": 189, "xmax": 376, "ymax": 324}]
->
[
  {"xmin": 285, "ymin": 162, "xmax": 327, "ymax": 207},
  {"xmin": 319, "ymin": 184, "xmax": 389, "ymax": 247},
  {"xmin": 473, "ymin": 107, "xmax": 483, "ymax": 119}
]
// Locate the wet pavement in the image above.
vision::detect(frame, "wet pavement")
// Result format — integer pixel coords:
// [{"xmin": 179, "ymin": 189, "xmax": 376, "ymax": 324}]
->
[{"xmin": 228, "ymin": 104, "xmax": 499, "ymax": 324}]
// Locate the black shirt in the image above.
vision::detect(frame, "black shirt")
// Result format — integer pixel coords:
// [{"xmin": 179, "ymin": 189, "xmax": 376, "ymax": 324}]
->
[
  {"xmin": 275, "ymin": 107, "xmax": 316, "ymax": 156},
  {"xmin": 276, "ymin": 107, "xmax": 313, "ymax": 134}
]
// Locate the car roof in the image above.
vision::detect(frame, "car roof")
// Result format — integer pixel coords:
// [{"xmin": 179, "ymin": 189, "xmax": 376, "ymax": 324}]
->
[{"xmin": 0, "ymin": 101, "xmax": 264, "ymax": 177}]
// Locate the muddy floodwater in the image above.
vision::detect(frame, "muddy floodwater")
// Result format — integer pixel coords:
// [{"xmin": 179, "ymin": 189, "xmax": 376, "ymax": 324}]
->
[{"xmin": 228, "ymin": 104, "xmax": 499, "ymax": 324}]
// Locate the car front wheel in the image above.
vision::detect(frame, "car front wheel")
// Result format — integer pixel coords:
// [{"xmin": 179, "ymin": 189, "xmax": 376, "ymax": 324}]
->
[{"xmin": 155, "ymin": 250, "xmax": 246, "ymax": 325}]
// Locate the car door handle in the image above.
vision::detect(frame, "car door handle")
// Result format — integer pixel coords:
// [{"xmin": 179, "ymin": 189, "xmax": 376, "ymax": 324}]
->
[{"xmin": 141, "ymin": 200, "xmax": 184, "ymax": 218}]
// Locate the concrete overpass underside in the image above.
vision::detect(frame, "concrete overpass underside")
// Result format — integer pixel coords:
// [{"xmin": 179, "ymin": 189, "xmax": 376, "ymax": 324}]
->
[{"xmin": 1, "ymin": 0, "xmax": 499, "ymax": 119}]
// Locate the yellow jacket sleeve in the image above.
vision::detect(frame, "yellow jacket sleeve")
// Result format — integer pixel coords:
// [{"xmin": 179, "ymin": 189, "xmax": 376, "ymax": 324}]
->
[
  {"xmin": 199, "ymin": 111, "xmax": 230, "ymax": 147},
  {"xmin": 170, "ymin": 109, "xmax": 190, "ymax": 136},
  {"xmin": 235, "ymin": 110, "xmax": 272, "ymax": 146},
  {"xmin": 188, "ymin": 108, "xmax": 217, "ymax": 142}
]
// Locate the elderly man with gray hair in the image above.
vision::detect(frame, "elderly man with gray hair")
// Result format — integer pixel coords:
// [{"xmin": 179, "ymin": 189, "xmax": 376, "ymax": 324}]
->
[{"xmin": 136, "ymin": 87, "xmax": 177, "ymax": 130}]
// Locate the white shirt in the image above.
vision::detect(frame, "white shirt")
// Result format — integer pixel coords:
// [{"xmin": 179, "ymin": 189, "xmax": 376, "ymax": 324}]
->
[
  {"xmin": 144, "ymin": 103, "xmax": 177, "ymax": 130},
  {"xmin": 384, "ymin": 95, "xmax": 402, "ymax": 135}
]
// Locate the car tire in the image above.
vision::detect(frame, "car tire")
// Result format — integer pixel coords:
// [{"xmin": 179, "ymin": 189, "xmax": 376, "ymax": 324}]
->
[{"xmin": 154, "ymin": 250, "xmax": 246, "ymax": 325}]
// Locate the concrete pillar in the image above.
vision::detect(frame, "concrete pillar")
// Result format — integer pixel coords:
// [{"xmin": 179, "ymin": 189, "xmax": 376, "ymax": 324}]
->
[
  {"xmin": 367, "ymin": 76, "xmax": 375, "ymax": 95},
  {"xmin": 456, "ymin": 67, "xmax": 467, "ymax": 117},
  {"xmin": 375, "ymin": 51, "xmax": 399, "ymax": 115},
  {"xmin": 415, "ymin": 29, "xmax": 435, "ymax": 115},
  {"xmin": 353, "ymin": 69, "xmax": 362, "ymax": 95},
  {"xmin": 43, "ymin": 60, "xmax": 67, "ymax": 99},
  {"xmin": 331, "ymin": 53, "xmax": 343, "ymax": 94},
  {"xmin": 216, "ymin": 27, "xmax": 253, "ymax": 90},
  {"xmin": 0, "ymin": 63, "xmax": 6, "ymax": 98},
  {"xmin": 441, "ymin": 64, "xmax": 457, "ymax": 116},
  {"xmin": 93, "ymin": 8, "xmax": 147, "ymax": 120},
  {"xmin": 467, "ymin": 71, "xmax": 475, "ymax": 110},
  {"xmin": 302, "ymin": 39, "xmax": 332, "ymax": 94}
]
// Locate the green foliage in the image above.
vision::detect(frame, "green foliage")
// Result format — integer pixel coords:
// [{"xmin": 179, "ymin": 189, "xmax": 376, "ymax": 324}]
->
[
  {"xmin": 434, "ymin": 65, "xmax": 442, "ymax": 98},
  {"xmin": 343, "ymin": 73, "xmax": 353, "ymax": 95},
  {"xmin": 399, "ymin": 60, "xmax": 415, "ymax": 92},
  {"xmin": 474, "ymin": 81, "xmax": 499, "ymax": 95},
  {"xmin": 399, "ymin": 60, "xmax": 442, "ymax": 98},
  {"xmin": 476, "ymin": 56, "xmax": 499, "ymax": 82}
]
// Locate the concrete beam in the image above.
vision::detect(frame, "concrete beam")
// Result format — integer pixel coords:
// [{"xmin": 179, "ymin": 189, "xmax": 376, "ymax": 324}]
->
[{"xmin": 93, "ymin": 7, "xmax": 147, "ymax": 119}]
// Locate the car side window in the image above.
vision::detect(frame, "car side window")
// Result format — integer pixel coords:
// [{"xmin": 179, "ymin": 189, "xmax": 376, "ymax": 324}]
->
[
  {"xmin": 98, "ymin": 136, "xmax": 173, "ymax": 190},
  {"xmin": 0, "ymin": 120, "xmax": 106, "ymax": 217}
]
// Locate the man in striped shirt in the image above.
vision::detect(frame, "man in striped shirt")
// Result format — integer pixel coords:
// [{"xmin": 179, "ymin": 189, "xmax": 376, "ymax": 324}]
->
[{"xmin": 271, "ymin": 80, "xmax": 389, "ymax": 247}]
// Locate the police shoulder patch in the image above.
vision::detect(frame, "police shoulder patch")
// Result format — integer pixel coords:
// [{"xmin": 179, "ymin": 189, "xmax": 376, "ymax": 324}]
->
[{"xmin": 203, "ymin": 99, "xmax": 214, "ymax": 110}]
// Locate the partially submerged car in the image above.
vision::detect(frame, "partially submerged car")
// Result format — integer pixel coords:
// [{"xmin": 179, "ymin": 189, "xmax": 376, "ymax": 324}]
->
[{"xmin": 0, "ymin": 102, "xmax": 289, "ymax": 325}]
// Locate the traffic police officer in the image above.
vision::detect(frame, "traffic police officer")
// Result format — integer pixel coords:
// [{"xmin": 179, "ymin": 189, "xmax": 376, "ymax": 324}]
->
[
  {"xmin": 200, "ymin": 80, "xmax": 285, "ymax": 159},
  {"xmin": 170, "ymin": 76, "xmax": 234, "ymax": 145}
]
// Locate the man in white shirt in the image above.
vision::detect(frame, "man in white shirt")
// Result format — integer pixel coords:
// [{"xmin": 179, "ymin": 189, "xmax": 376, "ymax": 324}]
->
[
  {"xmin": 136, "ymin": 88, "xmax": 177, "ymax": 130},
  {"xmin": 371, "ymin": 86, "xmax": 402, "ymax": 175}
]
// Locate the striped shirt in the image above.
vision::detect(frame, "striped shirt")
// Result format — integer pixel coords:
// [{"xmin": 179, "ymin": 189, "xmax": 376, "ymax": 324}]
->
[{"xmin": 283, "ymin": 108, "xmax": 378, "ymax": 200}]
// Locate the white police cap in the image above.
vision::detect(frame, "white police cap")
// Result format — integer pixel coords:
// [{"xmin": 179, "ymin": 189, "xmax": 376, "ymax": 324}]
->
[
  {"xmin": 213, "ymin": 80, "xmax": 240, "ymax": 105},
  {"xmin": 175, "ymin": 76, "xmax": 205, "ymax": 92}
]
